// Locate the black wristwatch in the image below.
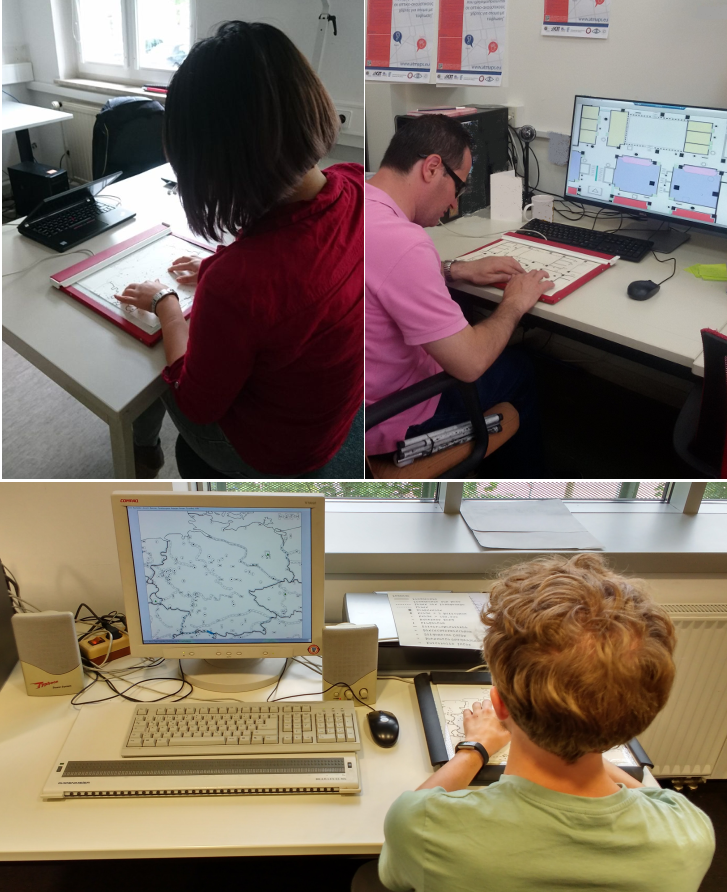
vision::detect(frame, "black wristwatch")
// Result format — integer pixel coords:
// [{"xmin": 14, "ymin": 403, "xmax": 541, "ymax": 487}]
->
[{"xmin": 455, "ymin": 740, "xmax": 489, "ymax": 766}]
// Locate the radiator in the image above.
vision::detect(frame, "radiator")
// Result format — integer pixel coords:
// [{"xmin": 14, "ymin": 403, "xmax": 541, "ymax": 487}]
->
[
  {"xmin": 58, "ymin": 100, "xmax": 102, "ymax": 183},
  {"xmin": 637, "ymin": 605, "xmax": 727, "ymax": 777}
]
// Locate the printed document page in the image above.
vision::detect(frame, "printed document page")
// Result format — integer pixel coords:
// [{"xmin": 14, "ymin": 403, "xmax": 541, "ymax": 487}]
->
[{"xmin": 387, "ymin": 591, "xmax": 486, "ymax": 649}]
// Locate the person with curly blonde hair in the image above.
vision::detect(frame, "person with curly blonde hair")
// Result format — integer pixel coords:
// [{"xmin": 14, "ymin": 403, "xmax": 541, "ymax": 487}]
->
[{"xmin": 363, "ymin": 554, "xmax": 715, "ymax": 892}]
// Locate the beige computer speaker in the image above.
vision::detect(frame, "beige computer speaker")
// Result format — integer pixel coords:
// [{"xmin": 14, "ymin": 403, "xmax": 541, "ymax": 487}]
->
[
  {"xmin": 321, "ymin": 623, "xmax": 378, "ymax": 704},
  {"xmin": 11, "ymin": 611, "xmax": 85, "ymax": 696}
]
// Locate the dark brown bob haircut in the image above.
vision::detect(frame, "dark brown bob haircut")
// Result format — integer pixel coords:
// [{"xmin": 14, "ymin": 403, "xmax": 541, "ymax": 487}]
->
[
  {"xmin": 163, "ymin": 21, "xmax": 339, "ymax": 241},
  {"xmin": 380, "ymin": 114, "xmax": 472, "ymax": 174},
  {"xmin": 482, "ymin": 553, "xmax": 676, "ymax": 764}
]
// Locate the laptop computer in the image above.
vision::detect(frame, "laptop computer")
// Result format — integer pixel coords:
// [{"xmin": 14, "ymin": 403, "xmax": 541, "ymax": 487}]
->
[{"xmin": 18, "ymin": 171, "xmax": 136, "ymax": 252}]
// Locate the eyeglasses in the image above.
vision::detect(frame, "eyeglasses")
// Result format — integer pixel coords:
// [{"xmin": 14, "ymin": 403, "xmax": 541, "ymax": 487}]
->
[{"xmin": 418, "ymin": 153, "xmax": 469, "ymax": 199}]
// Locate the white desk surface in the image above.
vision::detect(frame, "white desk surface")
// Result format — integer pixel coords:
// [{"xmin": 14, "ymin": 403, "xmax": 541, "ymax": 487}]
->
[
  {"xmin": 2, "ymin": 164, "xmax": 209, "ymax": 476},
  {"xmin": 428, "ymin": 210, "xmax": 727, "ymax": 376},
  {"xmin": 0, "ymin": 659, "xmax": 430, "ymax": 860},
  {"xmin": 2, "ymin": 157, "xmax": 347, "ymax": 477},
  {"xmin": 2, "ymin": 100, "xmax": 73, "ymax": 133},
  {"xmin": 0, "ymin": 657, "xmax": 658, "ymax": 861}
]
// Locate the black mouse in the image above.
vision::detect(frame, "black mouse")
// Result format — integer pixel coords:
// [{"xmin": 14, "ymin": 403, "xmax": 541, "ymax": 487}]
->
[
  {"xmin": 627, "ymin": 280, "xmax": 660, "ymax": 301},
  {"xmin": 367, "ymin": 710, "xmax": 399, "ymax": 748}
]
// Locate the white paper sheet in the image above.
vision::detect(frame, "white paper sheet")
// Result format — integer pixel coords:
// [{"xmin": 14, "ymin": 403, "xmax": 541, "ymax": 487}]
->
[
  {"xmin": 387, "ymin": 592, "xmax": 486, "ymax": 649},
  {"xmin": 460, "ymin": 500, "xmax": 603, "ymax": 550}
]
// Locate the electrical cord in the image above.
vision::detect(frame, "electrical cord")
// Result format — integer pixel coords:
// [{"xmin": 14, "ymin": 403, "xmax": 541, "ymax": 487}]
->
[
  {"xmin": 2, "ymin": 249, "xmax": 94, "ymax": 278},
  {"xmin": 650, "ymin": 250, "xmax": 678, "ymax": 286},
  {"xmin": 270, "ymin": 681, "xmax": 377, "ymax": 713},
  {"xmin": 71, "ymin": 658, "xmax": 193, "ymax": 706},
  {"xmin": 1, "ymin": 559, "xmax": 41, "ymax": 613}
]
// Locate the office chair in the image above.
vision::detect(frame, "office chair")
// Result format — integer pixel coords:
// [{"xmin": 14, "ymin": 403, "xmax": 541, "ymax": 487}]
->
[
  {"xmin": 673, "ymin": 328, "xmax": 727, "ymax": 478},
  {"xmin": 92, "ymin": 97, "xmax": 166, "ymax": 182},
  {"xmin": 365, "ymin": 372, "xmax": 519, "ymax": 479}
]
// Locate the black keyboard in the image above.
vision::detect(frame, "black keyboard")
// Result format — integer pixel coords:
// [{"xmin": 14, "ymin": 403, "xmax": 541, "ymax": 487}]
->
[
  {"xmin": 516, "ymin": 218, "xmax": 654, "ymax": 262},
  {"xmin": 28, "ymin": 201, "xmax": 115, "ymax": 237}
]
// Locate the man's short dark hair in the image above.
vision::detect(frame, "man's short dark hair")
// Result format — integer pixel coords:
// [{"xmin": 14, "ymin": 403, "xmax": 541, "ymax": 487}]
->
[
  {"xmin": 164, "ymin": 21, "xmax": 340, "ymax": 241},
  {"xmin": 380, "ymin": 115, "xmax": 472, "ymax": 174}
]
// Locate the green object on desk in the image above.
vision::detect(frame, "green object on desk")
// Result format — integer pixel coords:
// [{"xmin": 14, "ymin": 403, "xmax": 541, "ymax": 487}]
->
[{"xmin": 685, "ymin": 263, "xmax": 727, "ymax": 281}]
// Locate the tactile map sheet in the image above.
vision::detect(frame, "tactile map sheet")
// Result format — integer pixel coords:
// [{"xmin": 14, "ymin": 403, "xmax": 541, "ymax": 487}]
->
[
  {"xmin": 458, "ymin": 235, "xmax": 608, "ymax": 299},
  {"xmin": 75, "ymin": 235, "xmax": 212, "ymax": 334},
  {"xmin": 433, "ymin": 683, "xmax": 637, "ymax": 767}
]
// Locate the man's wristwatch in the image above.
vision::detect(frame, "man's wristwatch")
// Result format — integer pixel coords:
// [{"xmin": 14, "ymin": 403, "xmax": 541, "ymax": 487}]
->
[
  {"xmin": 150, "ymin": 287, "xmax": 179, "ymax": 315},
  {"xmin": 443, "ymin": 259, "xmax": 461, "ymax": 284},
  {"xmin": 455, "ymin": 740, "xmax": 489, "ymax": 766}
]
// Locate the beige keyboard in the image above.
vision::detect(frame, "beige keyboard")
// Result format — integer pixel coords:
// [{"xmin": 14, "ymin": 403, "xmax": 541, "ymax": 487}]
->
[{"xmin": 121, "ymin": 701, "xmax": 361, "ymax": 757}]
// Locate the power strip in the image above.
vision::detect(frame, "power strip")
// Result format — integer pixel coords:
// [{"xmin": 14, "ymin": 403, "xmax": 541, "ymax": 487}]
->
[{"xmin": 79, "ymin": 630, "xmax": 130, "ymax": 665}]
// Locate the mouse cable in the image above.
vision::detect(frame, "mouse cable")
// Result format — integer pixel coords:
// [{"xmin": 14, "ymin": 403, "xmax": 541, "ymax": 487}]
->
[
  {"xmin": 651, "ymin": 251, "xmax": 678, "ymax": 286},
  {"xmin": 269, "ymin": 681, "xmax": 376, "ymax": 712}
]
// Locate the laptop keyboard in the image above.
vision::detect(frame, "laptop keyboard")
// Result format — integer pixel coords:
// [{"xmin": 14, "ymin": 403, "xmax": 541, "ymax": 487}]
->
[{"xmin": 28, "ymin": 201, "xmax": 116, "ymax": 237}]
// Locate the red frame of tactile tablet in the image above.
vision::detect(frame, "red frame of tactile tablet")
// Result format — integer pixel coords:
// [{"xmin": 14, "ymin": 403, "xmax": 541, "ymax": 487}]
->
[
  {"xmin": 49, "ymin": 223, "xmax": 212, "ymax": 346},
  {"xmin": 457, "ymin": 232, "xmax": 617, "ymax": 304}
]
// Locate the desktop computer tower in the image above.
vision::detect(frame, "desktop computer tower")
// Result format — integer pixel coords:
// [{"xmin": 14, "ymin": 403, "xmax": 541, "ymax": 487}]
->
[
  {"xmin": 8, "ymin": 161, "xmax": 69, "ymax": 217},
  {"xmin": 394, "ymin": 105, "xmax": 509, "ymax": 221}
]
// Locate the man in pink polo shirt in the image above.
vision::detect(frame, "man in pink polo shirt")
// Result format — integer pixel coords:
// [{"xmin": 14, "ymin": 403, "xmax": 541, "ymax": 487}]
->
[{"xmin": 365, "ymin": 115, "xmax": 553, "ymax": 473}]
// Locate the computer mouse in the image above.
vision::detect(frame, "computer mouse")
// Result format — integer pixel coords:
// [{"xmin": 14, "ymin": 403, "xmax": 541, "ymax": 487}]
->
[
  {"xmin": 627, "ymin": 280, "xmax": 660, "ymax": 301},
  {"xmin": 367, "ymin": 710, "xmax": 400, "ymax": 748}
]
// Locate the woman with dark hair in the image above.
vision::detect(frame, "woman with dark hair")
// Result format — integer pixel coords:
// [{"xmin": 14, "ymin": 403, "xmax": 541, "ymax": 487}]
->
[{"xmin": 117, "ymin": 21, "xmax": 363, "ymax": 478}]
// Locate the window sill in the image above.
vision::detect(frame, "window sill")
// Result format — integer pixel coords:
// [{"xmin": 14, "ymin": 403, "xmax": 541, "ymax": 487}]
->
[
  {"xmin": 53, "ymin": 77, "xmax": 166, "ymax": 101},
  {"xmin": 324, "ymin": 508, "xmax": 727, "ymax": 575}
]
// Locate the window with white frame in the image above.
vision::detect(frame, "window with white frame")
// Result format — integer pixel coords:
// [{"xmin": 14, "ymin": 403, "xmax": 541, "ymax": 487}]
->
[{"xmin": 73, "ymin": 0, "xmax": 193, "ymax": 84}]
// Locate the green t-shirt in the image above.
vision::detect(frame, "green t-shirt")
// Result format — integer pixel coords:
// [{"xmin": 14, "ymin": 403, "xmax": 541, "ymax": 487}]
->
[{"xmin": 379, "ymin": 775, "xmax": 714, "ymax": 892}]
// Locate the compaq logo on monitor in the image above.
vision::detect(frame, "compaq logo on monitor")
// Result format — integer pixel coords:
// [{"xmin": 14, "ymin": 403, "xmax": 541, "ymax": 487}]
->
[{"xmin": 120, "ymin": 499, "xmax": 139, "ymax": 503}]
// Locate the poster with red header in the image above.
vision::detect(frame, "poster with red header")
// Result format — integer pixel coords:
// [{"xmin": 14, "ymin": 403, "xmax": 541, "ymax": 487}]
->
[
  {"xmin": 365, "ymin": 0, "xmax": 435, "ymax": 82},
  {"xmin": 436, "ymin": 0, "xmax": 507, "ymax": 87},
  {"xmin": 542, "ymin": 0, "xmax": 611, "ymax": 38}
]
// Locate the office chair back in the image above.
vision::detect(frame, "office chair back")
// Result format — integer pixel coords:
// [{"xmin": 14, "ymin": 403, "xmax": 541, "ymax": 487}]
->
[
  {"xmin": 92, "ymin": 97, "xmax": 166, "ymax": 182},
  {"xmin": 673, "ymin": 328, "xmax": 727, "ymax": 477},
  {"xmin": 691, "ymin": 328, "xmax": 727, "ymax": 476},
  {"xmin": 365, "ymin": 371, "xmax": 519, "ymax": 479}
]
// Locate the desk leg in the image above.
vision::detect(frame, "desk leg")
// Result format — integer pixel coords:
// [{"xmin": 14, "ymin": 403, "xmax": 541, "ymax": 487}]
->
[
  {"xmin": 15, "ymin": 128, "xmax": 35, "ymax": 163},
  {"xmin": 109, "ymin": 416, "xmax": 137, "ymax": 479}
]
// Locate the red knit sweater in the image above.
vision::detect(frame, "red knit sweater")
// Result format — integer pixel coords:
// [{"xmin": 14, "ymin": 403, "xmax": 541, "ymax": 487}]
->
[{"xmin": 163, "ymin": 163, "xmax": 364, "ymax": 474}]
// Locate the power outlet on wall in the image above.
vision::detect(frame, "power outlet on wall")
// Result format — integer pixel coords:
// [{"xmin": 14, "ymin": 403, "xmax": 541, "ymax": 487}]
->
[
  {"xmin": 336, "ymin": 108, "xmax": 353, "ymax": 130},
  {"xmin": 507, "ymin": 104, "xmax": 523, "ymax": 129}
]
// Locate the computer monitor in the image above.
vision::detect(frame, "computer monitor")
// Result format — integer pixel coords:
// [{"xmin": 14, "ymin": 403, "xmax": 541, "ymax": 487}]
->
[
  {"xmin": 566, "ymin": 95, "xmax": 727, "ymax": 251},
  {"xmin": 111, "ymin": 491, "xmax": 325, "ymax": 693}
]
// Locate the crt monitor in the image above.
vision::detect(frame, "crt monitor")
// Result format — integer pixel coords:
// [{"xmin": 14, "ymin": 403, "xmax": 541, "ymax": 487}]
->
[
  {"xmin": 111, "ymin": 491, "xmax": 325, "ymax": 693},
  {"xmin": 566, "ymin": 95, "xmax": 727, "ymax": 251}
]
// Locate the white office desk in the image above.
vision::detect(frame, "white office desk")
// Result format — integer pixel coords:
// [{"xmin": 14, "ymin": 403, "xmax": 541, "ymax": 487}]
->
[
  {"xmin": 2, "ymin": 164, "xmax": 212, "ymax": 478},
  {"xmin": 2, "ymin": 101, "xmax": 73, "ymax": 136},
  {"xmin": 0, "ymin": 656, "xmax": 659, "ymax": 861},
  {"xmin": 428, "ymin": 211, "xmax": 727, "ymax": 377},
  {"xmin": 0, "ymin": 659, "xmax": 431, "ymax": 860}
]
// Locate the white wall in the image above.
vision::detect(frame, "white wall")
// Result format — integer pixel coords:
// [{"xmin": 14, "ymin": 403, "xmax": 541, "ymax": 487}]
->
[
  {"xmin": 0, "ymin": 483, "xmax": 173, "ymax": 617},
  {"xmin": 2, "ymin": 483, "xmax": 726, "ymax": 625},
  {"xmin": 5, "ymin": 0, "xmax": 364, "ymax": 181},
  {"xmin": 366, "ymin": 0, "xmax": 727, "ymax": 188}
]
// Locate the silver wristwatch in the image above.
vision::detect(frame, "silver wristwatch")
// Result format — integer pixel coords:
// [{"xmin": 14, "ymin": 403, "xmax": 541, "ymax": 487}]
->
[
  {"xmin": 442, "ymin": 259, "xmax": 456, "ymax": 284},
  {"xmin": 150, "ymin": 287, "xmax": 179, "ymax": 315}
]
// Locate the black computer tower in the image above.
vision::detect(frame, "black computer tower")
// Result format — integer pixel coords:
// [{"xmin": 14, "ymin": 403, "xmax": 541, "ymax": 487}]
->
[
  {"xmin": 394, "ymin": 105, "xmax": 509, "ymax": 221},
  {"xmin": 8, "ymin": 162, "xmax": 69, "ymax": 217}
]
